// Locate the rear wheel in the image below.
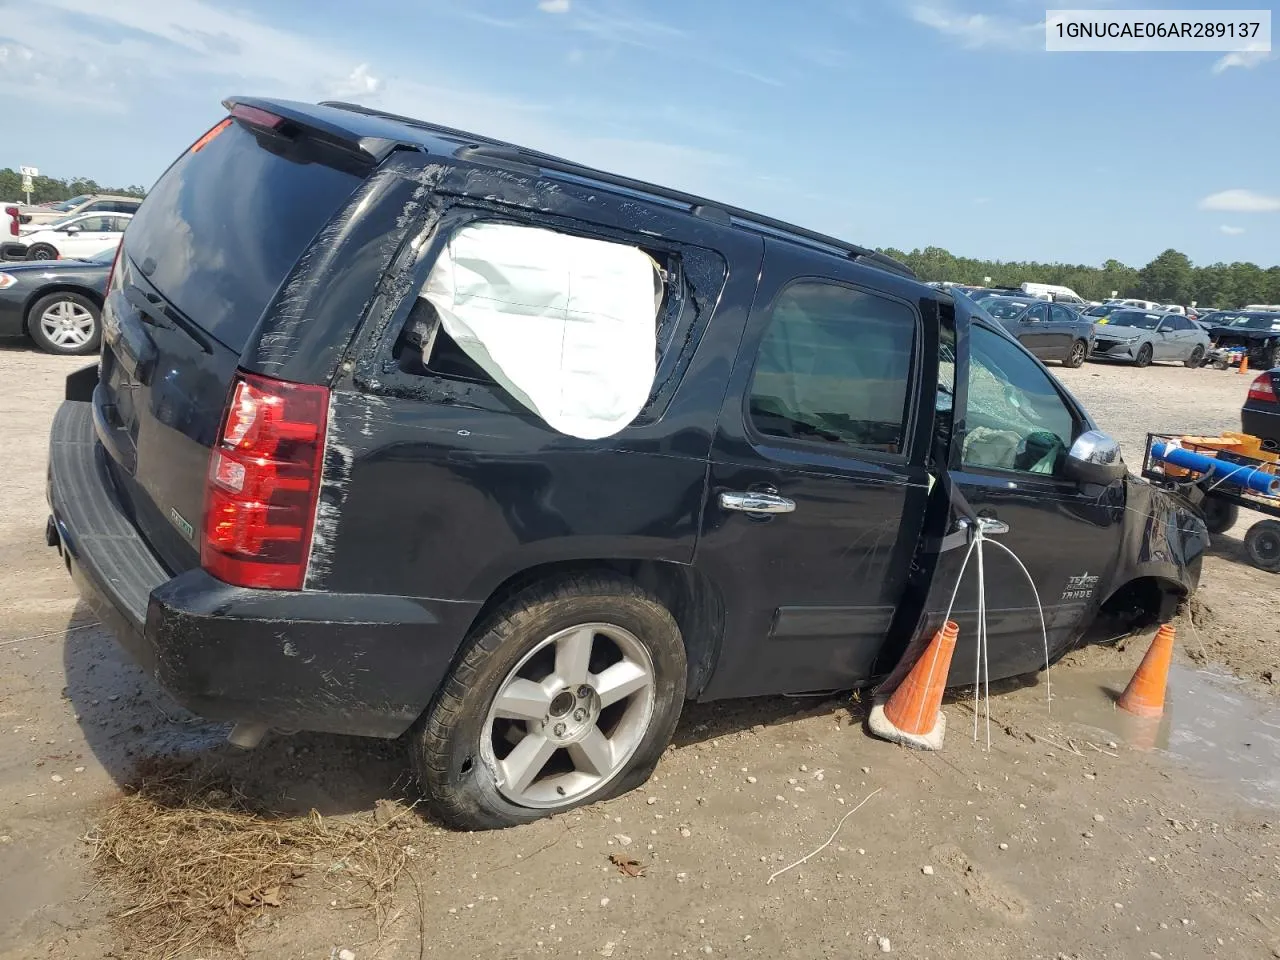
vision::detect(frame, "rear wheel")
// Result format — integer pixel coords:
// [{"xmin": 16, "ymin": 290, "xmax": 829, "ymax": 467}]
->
[
  {"xmin": 25, "ymin": 243, "xmax": 57, "ymax": 261},
  {"xmin": 1134, "ymin": 343, "xmax": 1153, "ymax": 368},
  {"xmin": 1063, "ymin": 340, "xmax": 1087, "ymax": 368},
  {"xmin": 1184, "ymin": 345, "xmax": 1205, "ymax": 368},
  {"xmin": 27, "ymin": 292, "xmax": 101, "ymax": 355},
  {"xmin": 1244, "ymin": 520, "xmax": 1280, "ymax": 572},
  {"xmin": 412, "ymin": 575, "xmax": 686, "ymax": 830}
]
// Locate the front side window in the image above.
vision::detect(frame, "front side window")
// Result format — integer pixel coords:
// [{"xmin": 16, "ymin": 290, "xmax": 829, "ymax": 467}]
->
[
  {"xmin": 749, "ymin": 280, "xmax": 916, "ymax": 455},
  {"xmin": 962, "ymin": 326, "xmax": 1077, "ymax": 477},
  {"xmin": 1022, "ymin": 302, "xmax": 1049, "ymax": 323},
  {"xmin": 68, "ymin": 215, "xmax": 110, "ymax": 232}
]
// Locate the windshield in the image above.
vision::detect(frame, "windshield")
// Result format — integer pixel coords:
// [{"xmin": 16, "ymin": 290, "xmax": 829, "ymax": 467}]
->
[
  {"xmin": 51, "ymin": 195, "xmax": 91, "ymax": 212},
  {"xmin": 977, "ymin": 297, "xmax": 1034, "ymax": 320},
  {"xmin": 1215, "ymin": 313, "xmax": 1280, "ymax": 330},
  {"xmin": 1084, "ymin": 304, "xmax": 1122, "ymax": 317},
  {"xmin": 1102, "ymin": 311, "xmax": 1162, "ymax": 330}
]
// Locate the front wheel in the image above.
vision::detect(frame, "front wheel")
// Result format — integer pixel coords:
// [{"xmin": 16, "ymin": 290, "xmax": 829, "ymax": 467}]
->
[
  {"xmin": 25, "ymin": 243, "xmax": 57, "ymax": 261},
  {"xmin": 412, "ymin": 575, "xmax": 687, "ymax": 830},
  {"xmin": 1063, "ymin": 340, "xmax": 1088, "ymax": 368},
  {"xmin": 1134, "ymin": 343, "xmax": 1153, "ymax": 368},
  {"xmin": 1185, "ymin": 345, "xmax": 1205, "ymax": 368},
  {"xmin": 1200, "ymin": 496, "xmax": 1239, "ymax": 536},
  {"xmin": 1244, "ymin": 520, "xmax": 1280, "ymax": 572}
]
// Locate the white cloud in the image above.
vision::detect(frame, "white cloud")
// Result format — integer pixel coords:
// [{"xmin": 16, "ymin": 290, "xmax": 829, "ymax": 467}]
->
[
  {"xmin": 973, "ymin": 196, "xmax": 992, "ymax": 205},
  {"xmin": 910, "ymin": 2, "xmax": 1041, "ymax": 50},
  {"xmin": 1219, "ymin": 225, "xmax": 1246, "ymax": 235},
  {"xmin": 1199, "ymin": 189, "xmax": 1280, "ymax": 213},
  {"xmin": 538, "ymin": 0, "xmax": 571, "ymax": 12},
  {"xmin": 1212, "ymin": 49, "xmax": 1272, "ymax": 74},
  {"xmin": 328, "ymin": 63, "xmax": 382, "ymax": 101}
]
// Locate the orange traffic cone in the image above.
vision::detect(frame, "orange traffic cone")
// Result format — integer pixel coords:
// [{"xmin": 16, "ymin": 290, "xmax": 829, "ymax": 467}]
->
[
  {"xmin": 1116, "ymin": 623, "xmax": 1175, "ymax": 719},
  {"xmin": 1239, "ymin": 355, "xmax": 1249, "ymax": 375},
  {"xmin": 868, "ymin": 621, "xmax": 958, "ymax": 751}
]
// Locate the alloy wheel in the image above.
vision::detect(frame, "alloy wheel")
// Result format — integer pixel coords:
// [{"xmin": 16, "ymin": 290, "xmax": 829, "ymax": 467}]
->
[{"xmin": 481, "ymin": 622, "xmax": 655, "ymax": 809}]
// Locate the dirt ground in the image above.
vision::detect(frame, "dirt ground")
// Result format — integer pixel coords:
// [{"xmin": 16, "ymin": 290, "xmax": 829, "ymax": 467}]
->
[{"xmin": 0, "ymin": 343, "xmax": 1277, "ymax": 960}]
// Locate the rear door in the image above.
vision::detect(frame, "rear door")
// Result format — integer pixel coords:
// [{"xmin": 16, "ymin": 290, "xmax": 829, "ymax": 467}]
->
[
  {"xmin": 94, "ymin": 115, "xmax": 367, "ymax": 572},
  {"xmin": 695, "ymin": 242, "xmax": 934, "ymax": 699},
  {"xmin": 1047, "ymin": 304, "xmax": 1081, "ymax": 358},
  {"xmin": 1015, "ymin": 302, "xmax": 1053, "ymax": 357}
]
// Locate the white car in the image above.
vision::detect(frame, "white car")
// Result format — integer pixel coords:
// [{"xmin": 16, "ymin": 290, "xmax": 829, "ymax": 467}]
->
[{"xmin": 10, "ymin": 213, "xmax": 132, "ymax": 262}]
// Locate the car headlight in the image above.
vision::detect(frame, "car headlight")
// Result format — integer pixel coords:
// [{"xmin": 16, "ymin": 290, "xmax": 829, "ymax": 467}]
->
[{"xmin": 0, "ymin": 273, "xmax": 18, "ymax": 290}]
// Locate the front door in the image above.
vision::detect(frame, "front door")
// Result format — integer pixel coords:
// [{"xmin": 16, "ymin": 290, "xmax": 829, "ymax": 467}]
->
[
  {"xmin": 894, "ymin": 314, "xmax": 1126, "ymax": 687},
  {"xmin": 695, "ymin": 243, "xmax": 935, "ymax": 699},
  {"xmin": 1013, "ymin": 301, "xmax": 1054, "ymax": 358}
]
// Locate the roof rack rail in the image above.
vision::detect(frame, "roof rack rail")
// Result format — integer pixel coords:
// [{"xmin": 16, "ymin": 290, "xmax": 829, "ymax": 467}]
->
[{"xmin": 319, "ymin": 101, "xmax": 915, "ymax": 280}]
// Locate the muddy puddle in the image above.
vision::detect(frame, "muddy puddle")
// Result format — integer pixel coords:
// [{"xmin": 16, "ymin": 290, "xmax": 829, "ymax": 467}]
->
[{"xmin": 1048, "ymin": 662, "xmax": 1280, "ymax": 808}]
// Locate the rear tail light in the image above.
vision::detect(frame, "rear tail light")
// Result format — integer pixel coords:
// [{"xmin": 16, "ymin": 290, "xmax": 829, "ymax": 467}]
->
[
  {"xmin": 201, "ymin": 372, "xmax": 329, "ymax": 590},
  {"xmin": 4, "ymin": 206, "xmax": 17, "ymax": 238},
  {"xmin": 104, "ymin": 242, "xmax": 123, "ymax": 293},
  {"xmin": 1248, "ymin": 373, "xmax": 1276, "ymax": 404}
]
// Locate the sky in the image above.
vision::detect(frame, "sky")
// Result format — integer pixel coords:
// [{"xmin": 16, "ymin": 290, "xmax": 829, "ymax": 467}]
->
[{"xmin": 1, "ymin": 0, "xmax": 1277, "ymax": 269}]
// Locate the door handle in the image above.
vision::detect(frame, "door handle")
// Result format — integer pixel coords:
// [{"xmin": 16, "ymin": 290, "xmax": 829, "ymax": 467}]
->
[
  {"xmin": 955, "ymin": 516, "xmax": 1010, "ymax": 536},
  {"xmin": 719, "ymin": 491, "xmax": 796, "ymax": 515}
]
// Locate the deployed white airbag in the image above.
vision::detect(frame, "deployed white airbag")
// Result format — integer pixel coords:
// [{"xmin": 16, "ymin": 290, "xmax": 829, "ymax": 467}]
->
[{"xmin": 421, "ymin": 222, "xmax": 662, "ymax": 439}]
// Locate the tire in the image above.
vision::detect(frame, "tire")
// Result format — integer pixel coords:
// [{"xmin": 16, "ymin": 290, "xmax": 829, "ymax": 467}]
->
[
  {"xmin": 1133, "ymin": 343, "xmax": 1153, "ymax": 368},
  {"xmin": 1063, "ymin": 340, "xmax": 1087, "ymax": 368},
  {"xmin": 27, "ymin": 291, "xmax": 101, "ymax": 355},
  {"xmin": 1184, "ymin": 345, "xmax": 1205, "ymax": 368},
  {"xmin": 412, "ymin": 574, "xmax": 687, "ymax": 830},
  {"xmin": 1244, "ymin": 520, "xmax": 1280, "ymax": 572},
  {"xmin": 25, "ymin": 243, "xmax": 57, "ymax": 261},
  {"xmin": 1269, "ymin": 344, "xmax": 1280, "ymax": 369},
  {"xmin": 1200, "ymin": 497, "xmax": 1239, "ymax": 536}
]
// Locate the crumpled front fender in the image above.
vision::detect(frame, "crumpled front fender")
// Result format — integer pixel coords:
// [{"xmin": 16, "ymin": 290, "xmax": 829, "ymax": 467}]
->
[{"xmin": 1102, "ymin": 476, "xmax": 1207, "ymax": 606}]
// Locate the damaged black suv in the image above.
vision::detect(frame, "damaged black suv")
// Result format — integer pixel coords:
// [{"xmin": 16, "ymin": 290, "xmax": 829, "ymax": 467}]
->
[{"xmin": 47, "ymin": 98, "xmax": 1207, "ymax": 829}]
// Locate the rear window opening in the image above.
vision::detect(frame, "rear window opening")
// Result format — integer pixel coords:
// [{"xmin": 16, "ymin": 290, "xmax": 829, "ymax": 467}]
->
[{"xmin": 392, "ymin": 221, "xmax": 685, "ymax": 440}]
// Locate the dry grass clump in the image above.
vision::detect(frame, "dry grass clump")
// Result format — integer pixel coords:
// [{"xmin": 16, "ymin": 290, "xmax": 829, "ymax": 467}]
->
[{"xmin": 85, "ymin": 768, "xmax": 419, "ymax": 959}]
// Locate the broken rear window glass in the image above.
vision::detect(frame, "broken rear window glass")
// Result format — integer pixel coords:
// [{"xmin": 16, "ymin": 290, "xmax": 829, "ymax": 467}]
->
[{"xmin": 412, "ymin": 222, "xmax": 664, "ymax": 440}]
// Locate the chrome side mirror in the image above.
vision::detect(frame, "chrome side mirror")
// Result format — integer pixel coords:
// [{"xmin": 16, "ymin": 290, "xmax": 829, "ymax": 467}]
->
[{"xmin": 1065, "ymin": 430, "xmax": 1125, "ymax": 485}]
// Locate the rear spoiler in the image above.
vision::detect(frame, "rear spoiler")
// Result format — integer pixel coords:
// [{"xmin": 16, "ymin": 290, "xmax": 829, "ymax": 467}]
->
[{"xmin": 222, "ymin": 97, "xmax": 417, "ymax": 165}]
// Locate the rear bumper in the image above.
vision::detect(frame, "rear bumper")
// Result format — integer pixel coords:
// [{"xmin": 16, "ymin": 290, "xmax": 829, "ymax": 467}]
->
[
  {"xmin": 1242, "ymin": 402, "xmax": 1280, "ymax": 449},
  {"xmin": 47, "ymin": 401, "xmax": 479, "ymax": 738}
]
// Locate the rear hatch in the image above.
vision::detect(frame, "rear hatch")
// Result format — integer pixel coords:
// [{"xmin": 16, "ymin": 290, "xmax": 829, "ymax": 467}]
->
[{"xmin": 94, "ymin": 110, "xmax": 367, "ymax": 574}]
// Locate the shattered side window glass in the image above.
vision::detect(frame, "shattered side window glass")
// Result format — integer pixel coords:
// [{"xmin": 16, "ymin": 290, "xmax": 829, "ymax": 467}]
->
[
  {"xmin": 963, "ymin": 326, "xmax": 1076, "ymax": 477},
  {"xmin": 413, "ymin": 222, "xmax": 664, "ymax": 440}
]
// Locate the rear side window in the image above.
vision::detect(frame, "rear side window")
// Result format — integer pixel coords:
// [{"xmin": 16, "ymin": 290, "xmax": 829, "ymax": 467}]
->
[
  {"xmin": 124, "ymin": 119, "xmax": 363, "ymax": 351},
  {"xmin": 749, "ymin": 280, "xmax": 916, "ymax": 455}
]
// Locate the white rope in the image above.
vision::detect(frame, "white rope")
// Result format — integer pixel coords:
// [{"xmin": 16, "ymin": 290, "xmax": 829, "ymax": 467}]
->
[
  {"xmin": 985, "ymin": 539, "xmax": 1053, "ymax": 714},
  {"xmin": 765, "ymin": 787, "xmax": 883, "ymax": 884}
]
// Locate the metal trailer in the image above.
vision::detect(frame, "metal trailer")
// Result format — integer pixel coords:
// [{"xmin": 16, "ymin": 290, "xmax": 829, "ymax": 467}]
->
[{"xmin": 1142, "ymin": 432, "xmax": 1280, "ymax": 572}]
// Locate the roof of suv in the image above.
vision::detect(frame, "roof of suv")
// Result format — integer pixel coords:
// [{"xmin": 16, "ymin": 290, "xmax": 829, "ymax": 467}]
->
[{"xmin": 225, "ymin": 96, "xmax": 915, "ymax": 281}]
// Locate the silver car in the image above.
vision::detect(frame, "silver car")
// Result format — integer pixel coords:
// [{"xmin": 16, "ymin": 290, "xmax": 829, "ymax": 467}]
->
[{"xmin": 1090, "ymin": 310, "xmax": 1210, "ymax": 368}]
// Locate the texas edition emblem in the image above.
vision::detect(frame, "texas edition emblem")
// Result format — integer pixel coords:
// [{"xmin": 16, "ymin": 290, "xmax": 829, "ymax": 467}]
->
[{"xmin": 1061, "ymin": 572, "xmax": 1100, "ymax": 601}]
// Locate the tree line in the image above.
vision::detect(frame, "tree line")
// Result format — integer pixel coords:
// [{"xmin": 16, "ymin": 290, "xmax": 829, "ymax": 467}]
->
[
  {"xmin": 0, "ymin": 168, "xmax": 146, "ymax": 205},
  {"xmin": 880, "ymin": 245, "xmax": 1280, "ymax": 309}
]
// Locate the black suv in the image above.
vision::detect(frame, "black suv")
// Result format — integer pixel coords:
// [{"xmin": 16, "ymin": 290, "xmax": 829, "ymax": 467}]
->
[{"xmin": 47, "ymin": 98, "xmax": 1206, "ymax": 829}]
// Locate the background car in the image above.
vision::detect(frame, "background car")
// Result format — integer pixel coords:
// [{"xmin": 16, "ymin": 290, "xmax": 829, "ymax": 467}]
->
[
  {"xmin": 1081, "ymin": 303, "xmax": 1134, "ymax": 323},
  {"xmin": 974, "ymin": 295, "xmax": 1093, "ymax": 366},
  {"xmin": 1206, "ymin": 311, "xmax": 1280, "ymax": 369},
  {"xmin": 14, "ymin": 193, "xmax": 141, "ymax": 227},
  {"xmin": 1090, "ymin": 309, "xmax": 1209, "ymax": 367},
  {"xmin": 3, "ymin": 212, "xmax": 131, "ymax": 261},
  {"xmin": 0, "ymin": 245, "xmax": 113, "ymax": 354},
  {"xmin": 1241, "ymin": 368, "xmax": 1280, "ymax": 452}
]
